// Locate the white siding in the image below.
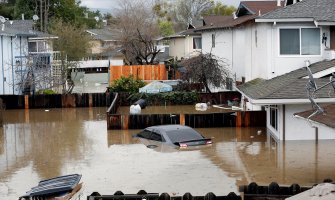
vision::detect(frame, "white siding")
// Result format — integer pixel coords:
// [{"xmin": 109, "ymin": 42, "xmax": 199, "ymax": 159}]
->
[{"xmin": 0, "ymin": 35, "xmax": 29, "ymax": 95}]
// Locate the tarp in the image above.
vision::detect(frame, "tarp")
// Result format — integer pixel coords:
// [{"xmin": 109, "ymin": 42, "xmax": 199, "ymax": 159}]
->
[{"xmin": 139, "ymin": 81, "xmax": 172, "ymax": 93}]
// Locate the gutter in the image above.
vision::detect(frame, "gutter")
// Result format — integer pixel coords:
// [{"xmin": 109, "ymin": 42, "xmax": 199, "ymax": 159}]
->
[
  {"xmin": 245, "ymin": 97, "xmax": 335, "ymax": 105},
  {"xmin": 255, "ymin": 18, "xmax": 314, "ymax": 23}
]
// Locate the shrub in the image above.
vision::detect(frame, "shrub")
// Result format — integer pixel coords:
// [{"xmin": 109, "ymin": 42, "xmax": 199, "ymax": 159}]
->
[
  {"xmin": 109, "ymin": 75, "xmax": 146, "ymax": 93},
  {"xmin": 37, "ymin": 89, "xmax": 56, "ymax": 95}
]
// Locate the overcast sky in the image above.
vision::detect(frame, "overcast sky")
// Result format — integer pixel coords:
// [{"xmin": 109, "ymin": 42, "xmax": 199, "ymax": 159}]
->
[{"xmin": 80, "ymin": 0, "xmax": 242, "ymax": 10}]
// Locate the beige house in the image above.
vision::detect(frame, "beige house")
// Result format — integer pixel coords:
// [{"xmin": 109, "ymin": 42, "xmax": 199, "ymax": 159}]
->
[{"xmin": 164, "ymin": 24, "xmax": 202, "ymax": 60}]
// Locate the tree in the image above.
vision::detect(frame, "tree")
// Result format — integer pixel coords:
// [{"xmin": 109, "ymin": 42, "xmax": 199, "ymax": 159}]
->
[
  {"xmin": 49, "ymin": 19, "xmax": 91, "ymax": 93},
  {"xmin": 202, "ymin": 2, "xmax": 236, "ymax": 16},
  {"xmin": 13, "ymin": 0, "xmax": 102, "ymax": 31},
  {"xmin": 180, "ymin": 53, "xmax": 231, "ymax": 93},
  {"xmin": 113, "ymin": 0, "xmax": 161, "ymax": 65},
  {"xmin": 153, "ymin": 1, "xmax": 175, "ymax": 36},
  {"xmin": 174, "ymin": 0, "xmax": 214, "ymax": 26}
]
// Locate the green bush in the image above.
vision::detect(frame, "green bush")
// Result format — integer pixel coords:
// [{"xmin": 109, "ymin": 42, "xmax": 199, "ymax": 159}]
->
[
  {"xmin": 109, "ymin": 75, "xmax": 146, "ymax": 93},
  {"xmin": 37, "ymin": 89, "xmax": 56, "ymax": 95}
]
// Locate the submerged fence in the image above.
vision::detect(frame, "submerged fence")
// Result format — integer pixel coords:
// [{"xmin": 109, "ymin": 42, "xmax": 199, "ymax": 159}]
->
[
  {"xmin": 0, "ymin": 93, "xmax": 112, "ymax": 109},
  {"xmin": 106, "ymin": 92, "xmax": 266, "ymax": 130}
]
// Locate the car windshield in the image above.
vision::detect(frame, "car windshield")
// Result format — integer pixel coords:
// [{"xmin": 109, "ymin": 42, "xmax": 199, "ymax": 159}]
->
[{"xmin": 165, "ymin": 129, "xmax": 204, "ymax": 143}]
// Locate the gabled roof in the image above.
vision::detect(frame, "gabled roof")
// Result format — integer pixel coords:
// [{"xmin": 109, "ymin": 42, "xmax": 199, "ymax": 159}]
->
[
  {"xmin": 86, "ymin": 28, "xmax": 118, "ymax": 41},
  {"xmin": 257, "ymin": 0, "xmax": 335, "ymax": 24},
  {"xmin": 237, "ymin": 60, "xmax": 335, "ymax": 104},
  {"xmin": 195, "ymin": 1, "xmax": 282, "ymax": 32},
  {"xmin": 0, "ymin": 26, "xmax": 37, "ymax": 37},
  {"xmin": 237, "ymin": 1, "xmax": 283, "ymax": 17},
  {"xmin": 163, "ymin": 25, "xmax": 201, "ymax": 39},
  {"xmin": 4, "ymin": 20, "xmax": 57, "ymax": 38},
  {"xmin": 294, "ymin": 104, "xmax": 335, "ymax": 129}
]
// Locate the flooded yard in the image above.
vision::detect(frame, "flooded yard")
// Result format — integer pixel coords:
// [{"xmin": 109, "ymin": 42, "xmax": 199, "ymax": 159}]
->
[{"xmin": 0, "ymin": 107, "xmax": 335, "ymax": 199}]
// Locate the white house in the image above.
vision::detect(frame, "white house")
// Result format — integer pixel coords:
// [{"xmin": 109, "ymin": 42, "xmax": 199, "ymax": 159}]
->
[
  {"xmin": 0, "ymin": 19, "xmax": 61, "ymax": 94},
  {"xmin": 0, "ymin": 21, "xmax": 37, "ymax": 94},
  {"xmin": 235, "ymin": 0, "xmax": 335, "ymax": 141},
  {"xmin": 196, "ymin": 1, "xmax": 283, "ymax": 85}
]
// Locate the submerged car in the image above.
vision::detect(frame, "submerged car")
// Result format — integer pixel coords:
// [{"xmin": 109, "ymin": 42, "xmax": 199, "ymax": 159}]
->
[{"xmin": 134, "ymin": 124, "xmax": 212, "ymax": 148}]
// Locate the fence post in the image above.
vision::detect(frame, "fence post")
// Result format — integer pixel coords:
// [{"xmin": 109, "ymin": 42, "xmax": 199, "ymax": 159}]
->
[
  {"xmin": 24, "ymin": 95, "xmax": 29, "ymax": 109},
  {"xmin": 0, "ymin": 98, "xmax": 3, "ymax": 127},
  {"xmin": 89, "ymin": 94, "xmax": 93, "ymax": 107}
]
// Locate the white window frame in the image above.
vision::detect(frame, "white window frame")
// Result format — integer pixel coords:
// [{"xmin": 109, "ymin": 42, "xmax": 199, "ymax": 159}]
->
[
  {"xmin": 192, "ymin": 37, "xmax": 202, "ymax": 50},
  {"xmin": 278, "ymin": 27, "xmax": 322, "ymax": 57},
  {"xmin": 269, "ymin": 105, "xmax": 278, "ymax": 131}
]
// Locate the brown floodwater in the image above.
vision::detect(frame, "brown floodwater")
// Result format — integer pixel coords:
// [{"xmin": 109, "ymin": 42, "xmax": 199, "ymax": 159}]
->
[{"xmin": 0, "ymin": 107, "xmax": 335, "ymax": 200}]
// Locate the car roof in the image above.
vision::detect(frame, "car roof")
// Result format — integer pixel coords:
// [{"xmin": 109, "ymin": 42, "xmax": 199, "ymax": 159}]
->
[{"xmin": 145, "ymin": 125, "xmax": 191, "ymax": 132}]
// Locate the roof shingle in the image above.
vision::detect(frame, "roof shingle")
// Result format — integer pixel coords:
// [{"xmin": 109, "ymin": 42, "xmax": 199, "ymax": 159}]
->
[
  {"xmin": 259, "ymin": 0, "xmax": 335, "ymax": 22},
  {"xmin": 237, "ymin": 60, "xmax": 335, "ymax": 100}
]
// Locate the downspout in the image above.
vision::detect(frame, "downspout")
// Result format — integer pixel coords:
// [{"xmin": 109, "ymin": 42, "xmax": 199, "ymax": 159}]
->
[
  {"xmin": 1, "ymin": 36, "xmax": 4, "ymax": 93},
  {"xmin": 282, "ymin": 104, "xmax": 285, "ymax": 141},
  {"xmin": 232, "ymin": 28, "xmax": 234, "ymax": 83},
  {"xmin": 20, "ymin": 37, "xmax": 22, "ymax": 94},
  {"xmin": 315, "ymin": 127, "xmax": 318, "ymax": 141},
  {"xmin": 11, "ymin": 36, "xmax": 14, "ymax": 94}
]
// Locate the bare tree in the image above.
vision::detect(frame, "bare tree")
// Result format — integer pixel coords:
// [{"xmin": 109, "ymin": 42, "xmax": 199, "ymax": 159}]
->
[
  {"xmin": 174, "ymin": 0, "xmax": 214, "ymax": 25},
  {"xmin": 112, "ymin": 0, "xmax": 161, "ymax": 65},
  {"xmin": 180, "ymin": 53, "xmax": 231, "ymax": 93}
]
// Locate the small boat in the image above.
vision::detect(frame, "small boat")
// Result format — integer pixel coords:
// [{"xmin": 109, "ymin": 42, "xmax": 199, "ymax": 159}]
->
[{"xmin": 19, "ymin": 174, "xmax": 83, "ymax": 200}]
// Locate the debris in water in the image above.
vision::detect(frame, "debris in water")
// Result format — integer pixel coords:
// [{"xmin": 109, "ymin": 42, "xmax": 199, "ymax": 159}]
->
[{"xmin": 45, "ymin": 109, "xmax": 49, "ymax": 112}]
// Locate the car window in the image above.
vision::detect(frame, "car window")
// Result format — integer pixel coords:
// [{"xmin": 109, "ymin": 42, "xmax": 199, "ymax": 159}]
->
[
  {"xmin": 166, "ymin": 128, "xmax": 204, "ymax": 143},
  {"xmin": 136, "ymin": 130, "xmax": 152, "ymax": 139},
  {"xmin": 150, "ymin": 132, "xmax": 164, "ymax": 142}
]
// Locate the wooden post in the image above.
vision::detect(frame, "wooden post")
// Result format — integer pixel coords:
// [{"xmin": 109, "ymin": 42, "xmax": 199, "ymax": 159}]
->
[
  {"xmin": 180, "ymin": 114, "xmax": 185, "ymax": 125},
  {"xmin": 24, "ymin": 95, "xmax": 29, "ymax": 109},
  {"xmin": 89, "ymin": 94, "xmax": 93, "ymax": 107},
  {"xmin": 122, "ymin": 115, "xmax": 129, "ymax": 130}
]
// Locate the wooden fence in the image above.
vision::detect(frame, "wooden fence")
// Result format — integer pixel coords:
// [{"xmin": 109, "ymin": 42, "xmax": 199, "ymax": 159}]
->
[
  {"xmin": 109, "ymin": 64, "xmax": 167, "ymax": 83},
  {"xmin": 0, "ymin": 93, "xmax": 112, "ymax": 109}
]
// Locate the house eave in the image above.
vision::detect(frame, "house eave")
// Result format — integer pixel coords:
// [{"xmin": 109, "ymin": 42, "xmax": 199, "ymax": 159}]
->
[
  {"xmin": 314, "ymin": 21, "xmax": 335, "ymax": 26},
  {"xmin": 246, "ymin": 98, "xmax": 335, "ymax": 105},
  {"xmin": 255, "ymin": 18, "xmax": 314, "ymax": 23}
]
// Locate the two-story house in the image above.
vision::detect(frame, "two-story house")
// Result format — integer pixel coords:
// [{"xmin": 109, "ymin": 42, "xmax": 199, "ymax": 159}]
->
[{"xmin": 237, "ymin": 0, "xmax": 335, "ymax": 140}]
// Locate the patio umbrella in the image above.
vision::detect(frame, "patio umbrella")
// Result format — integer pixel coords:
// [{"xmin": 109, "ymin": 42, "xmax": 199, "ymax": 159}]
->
[{"xmin": 139, "ymin": 81, "xmax": 172, "ymax": 93}]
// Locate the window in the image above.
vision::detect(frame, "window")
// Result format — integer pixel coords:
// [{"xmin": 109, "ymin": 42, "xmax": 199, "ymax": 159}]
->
[
  {"xmin": 28, "ymin": 42, "xmax": 37, "ymax": 52},
  {"xmin": 269, "ymin": 105, "xmax": 278, "ymax": 131},
  {"xmin": 330, "ymin": 26, "xmax": 335, "ymax": 49},
  {"xmin": 193, "ymin": 37, "xmax": 202, "ymax": 49},
  {"xmin": 280, "ymin": 28, "xmax": 320, "ymax": 55},
  {"xmin": 150, "ymin": 132, "xmax": 164, "ymax": 142},
  {"xmin": 136, "ymin": 130, "xmax": 151, "ymax": 139},
  {"xmin": 212, "ymin": 34, "xmax": 215, "ymax": 48}
]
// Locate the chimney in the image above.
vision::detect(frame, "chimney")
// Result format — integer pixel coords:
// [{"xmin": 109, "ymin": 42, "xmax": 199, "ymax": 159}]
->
[
  {"xmin": 21, "ymin": 14, "xmax": 24, "ymax": 20},
  {"xmin": 233, "ymin": 12, "xmax": 237, "ymax": 19},
  {"xmin": 277, "ymin": 0, "xmax": 281, "ymax": 6}
]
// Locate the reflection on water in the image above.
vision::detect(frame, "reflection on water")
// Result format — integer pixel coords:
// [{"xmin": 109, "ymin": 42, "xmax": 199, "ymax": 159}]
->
[{"xmin": 0, "ymin": 108, "xmax": 335, "ymax": 200}]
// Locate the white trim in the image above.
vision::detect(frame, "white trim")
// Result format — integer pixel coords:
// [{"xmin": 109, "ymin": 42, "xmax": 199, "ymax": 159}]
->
[
  {"xmin": 302, "ymin": 66, "xmax": 335, "ymax": 78},
  {"xmin": 316, "ymin": 21, "xmax": 335, "ymax": 26},
  {"xmin": 294, "ymin": 114, "xmax": 335, "ymax": 129},
  {"xmin": 247, "ymin": 98, "xmax": 335, "ymax": 105},
  {"xmin": 256, "ymin": 18, "xmax": 314, "ymax": 23},
  {"xmin": 30, "ymin": 36, "xmax": 58, "ymax": 40}
]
